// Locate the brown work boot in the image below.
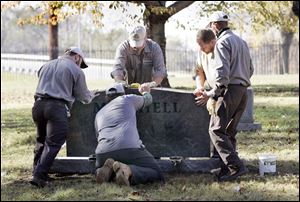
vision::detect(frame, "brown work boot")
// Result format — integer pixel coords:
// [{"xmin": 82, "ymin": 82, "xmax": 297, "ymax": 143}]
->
[
  {"xmin": 112, "ymin": 161, "xmax": 132, "ymax": 186},
  {"xmin": 95, "ymin": 158, "xmax": 115, "ymax": 184}
]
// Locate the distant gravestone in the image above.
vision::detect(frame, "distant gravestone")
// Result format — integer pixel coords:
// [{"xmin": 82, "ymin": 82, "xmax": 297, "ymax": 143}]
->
[{"xmin": 237, "ymin": 87, "xmax": 261, "ymax": 131}]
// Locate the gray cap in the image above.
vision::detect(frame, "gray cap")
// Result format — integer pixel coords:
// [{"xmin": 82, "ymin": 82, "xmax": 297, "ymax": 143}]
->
[
  {"xmin": 129, "ymin": 26, "xmax": 146, "ymax": 48},
  {"xmin": 105, "ymin": 83, "xmax": 125, "ymax": 95},
  {"xmin": 68, "ymin": 46, "xmax": 88, "ymax": 69}
]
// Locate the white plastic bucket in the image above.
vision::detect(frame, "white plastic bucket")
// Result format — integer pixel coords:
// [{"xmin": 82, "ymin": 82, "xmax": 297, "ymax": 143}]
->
[{"xmin": 258, "ymin": 154, "xmax": 277, "ymax": 176}]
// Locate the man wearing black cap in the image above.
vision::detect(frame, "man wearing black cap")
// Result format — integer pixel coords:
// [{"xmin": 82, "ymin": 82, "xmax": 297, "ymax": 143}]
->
[
  {"xmin": 197, "ymin": 11, "xmax": 254, "ymax": 181},
  {"xmin": 30, "ymin": 47, "xmax": 99, "ymax": 187}
]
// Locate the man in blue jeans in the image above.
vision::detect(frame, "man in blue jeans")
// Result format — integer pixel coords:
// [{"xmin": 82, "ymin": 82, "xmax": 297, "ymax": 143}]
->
[
  {"xmin": 31, "ymin": 47, "xmax": 99, "ymax": 188},
  {"xmin": 94, "ymin": 83, "xmax": 164, "ymax": 186}
]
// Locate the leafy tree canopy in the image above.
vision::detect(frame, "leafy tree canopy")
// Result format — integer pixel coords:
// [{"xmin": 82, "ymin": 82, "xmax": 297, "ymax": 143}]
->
[
  {"xmin": 1, "ymin": 1, "xmax": 104, "ymax": 27},
  {"xmin": 197, "ymin": 1, "xmax": 298, "ymax": 33}
]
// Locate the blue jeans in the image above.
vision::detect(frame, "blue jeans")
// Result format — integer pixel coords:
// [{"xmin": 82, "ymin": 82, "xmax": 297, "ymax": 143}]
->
[{"xmin": 32, "ymin": 98, "xmax": 69, "ymax": 180}]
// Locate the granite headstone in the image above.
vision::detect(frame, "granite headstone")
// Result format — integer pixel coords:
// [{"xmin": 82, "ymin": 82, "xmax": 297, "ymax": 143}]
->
[{"xmin": 66, "ymin": 88, "xmax": 211, "ymax": 158}]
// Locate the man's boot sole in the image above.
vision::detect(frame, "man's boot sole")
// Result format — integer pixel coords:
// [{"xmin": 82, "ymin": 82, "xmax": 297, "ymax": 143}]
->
[
  {"xmin": 96, "ymin": 158, "xmax": 115, "ymax": 183},
  {"xmin": 113, "ymin": 162, "xmax": 130, "ymax": 186}
]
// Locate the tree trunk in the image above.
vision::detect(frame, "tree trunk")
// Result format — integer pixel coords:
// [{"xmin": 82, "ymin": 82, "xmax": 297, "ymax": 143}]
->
[
  {"xmin": 48, "ymin": 5, "xmax": 59, "ymax": 60},
  {"xmin": 145, "ymin": 14, "xmax": 171, "ymax": 87},
  {"xmin": 142, "ymin": 1, "xmax": 195, "ymax": 87},
  {"xmin": 292, "ymin": 1, "xmax": 299, "ymax": 18},
  {"xmin": 280, "ymin": 31, "xmax": 294, "ymax": 74},
  {"xmin": 48, "ymin": 23, "xmax": 58, "ymax": 60}
]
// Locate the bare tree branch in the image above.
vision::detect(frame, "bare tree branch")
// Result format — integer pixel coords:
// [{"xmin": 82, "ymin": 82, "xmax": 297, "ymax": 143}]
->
[
  {"xmin": 167, "ymin": 1, "xmax": 195, "ymax": 16},
  {"xmin": 292, "ymin": 1, "xmax": 299, "ymax": 18},
  {"xmin": 135, "ymin": 1, "xmax": 162, "ymax": 7}
]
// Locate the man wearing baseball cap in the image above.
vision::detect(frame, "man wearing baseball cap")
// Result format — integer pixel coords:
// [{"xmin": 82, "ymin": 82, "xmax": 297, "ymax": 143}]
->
[
  {"xmin": 206, "ymin": 11, "xmax": 229, "ymax": 29},
  {"xmin": 66, "ymin": 46, "xmax": 89, "ymax": 69},
  {"xmin": 110, "ymin": 25, "xmax": 167, "ymax": 88},
  {"xmin": 94, "ymin": 82, "xmax": 164, "ymax": 186},
  {"xmin": 30, "ymin": 46, "xmax": 99, "ymax": 187},
  {"xmin": 197, "ymin": 11, "xmax": 254, "ymax": 181}
]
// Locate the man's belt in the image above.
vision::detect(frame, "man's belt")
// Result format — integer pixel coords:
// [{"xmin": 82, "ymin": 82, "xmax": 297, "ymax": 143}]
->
[{"xmin": 34, "ymin": 95, "xmax": 68, "ymax": 105}]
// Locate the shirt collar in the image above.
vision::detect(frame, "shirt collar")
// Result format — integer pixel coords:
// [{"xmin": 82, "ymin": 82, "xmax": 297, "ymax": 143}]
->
[{"xmin": 216, "ymin": 27, "xmax": 230, "ymax": 38}]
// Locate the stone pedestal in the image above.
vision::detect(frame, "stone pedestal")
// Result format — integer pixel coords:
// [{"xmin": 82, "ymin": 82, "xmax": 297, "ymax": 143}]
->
[{"xmin": 237, "ymin": 87, "xmax": 262, "ymax": 131}]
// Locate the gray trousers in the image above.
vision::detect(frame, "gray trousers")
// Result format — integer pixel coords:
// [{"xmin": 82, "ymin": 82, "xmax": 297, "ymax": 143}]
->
[
  {"xmin": 96, "ymin": 148, "xmax": 165, "ymax": 185},
  {"xmin": 209, "ymin": 84, "xmax": 247, "ymax": 172}
]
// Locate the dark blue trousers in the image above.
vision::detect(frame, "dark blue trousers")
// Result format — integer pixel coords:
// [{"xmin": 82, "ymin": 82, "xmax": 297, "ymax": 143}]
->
[
  {"xmin": 96, "ymin": 148, "xmax": 165, "ymax": 185},
  {"xmin": 32, "ymin": 98, "xmax": 68, "ymax": 180}
]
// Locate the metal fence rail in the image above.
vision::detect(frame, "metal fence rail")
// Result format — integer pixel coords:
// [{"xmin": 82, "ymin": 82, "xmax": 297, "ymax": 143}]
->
[
  {"xmin": 1, "ymin": 54, "xmax": 115, "ymax": 80},
  {"xmin": 249, "ymin": 43, "xmax": 299, "ymax": 74},
  {"xmin": 1, "ymin": 43, "xmax": 299, "ymax": 80}
]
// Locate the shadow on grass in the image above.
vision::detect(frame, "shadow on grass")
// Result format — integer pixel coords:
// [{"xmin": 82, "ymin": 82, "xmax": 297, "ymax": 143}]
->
[
  {"xmin": 244, "ymin": 159, "xmax": 299, "ymax": 175},
  {"xmin": 1, "ymin": 159, "xmax": 299, "ymax": 201},
  {"xmin": 1, "ymin": 174, "xmax": 96, "ymax": 201}
]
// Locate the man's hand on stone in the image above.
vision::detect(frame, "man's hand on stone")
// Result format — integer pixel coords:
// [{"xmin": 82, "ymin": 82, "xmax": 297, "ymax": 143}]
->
[
  {"xmin": 195, "ymin": 96, "xmax": 209, "ymax": 106},
  {"xmin": 91, "ymin": 89, "xmax": 101, "ymax": 96},
  {"xmin": 139, "ymin": 83, "xmax": 151, "ymax": 94},
  {"xmin": 142, "ymin": 81, "xmax": 158, "ymax": 88},
  {"xmin": 91, "ymin": 89, "xmax": 101, "ymax": 100},
  {"xmin": 193, "ymin": 87, "xmax": 204, "ymax": 97},
  {"xmin": 115, "ymin": 79, "xmax": 127, "ymax": 86},
  {"xmin": 195, "ymin": 89, "xmax": 209, "ymax": 106}
]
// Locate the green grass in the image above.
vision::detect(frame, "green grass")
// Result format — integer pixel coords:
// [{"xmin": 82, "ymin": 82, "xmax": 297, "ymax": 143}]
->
[
  {"xmin": 1, "ymin": 101, "xmax": 299, "ymax": 200},
  {"xmin": 1, "ymin": 73, "xmax": 299, "ymax": 109},
  {"xmin": 1, "ymin": 72, "xmax": 299, "ymax": 200}
]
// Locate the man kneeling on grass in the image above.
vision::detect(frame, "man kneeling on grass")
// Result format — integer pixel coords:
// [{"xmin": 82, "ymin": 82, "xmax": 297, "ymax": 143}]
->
[{"xmin": 94, "ymin": 83, "xmax": 165, "ymax": 186}]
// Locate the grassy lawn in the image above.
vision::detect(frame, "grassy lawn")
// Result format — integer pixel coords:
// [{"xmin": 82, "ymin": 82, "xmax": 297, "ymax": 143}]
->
[
  {"xmin": 1, "ymin": 73, "xmax": 299, "ymax": 200},
  {"xmin": 1, "ymin": 73, "xmax": 299, "ymax": 109}
]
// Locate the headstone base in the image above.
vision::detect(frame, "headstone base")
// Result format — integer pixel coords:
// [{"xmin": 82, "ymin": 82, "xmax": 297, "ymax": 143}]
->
[
  {"xmin": 237, "ymin": 122, "xmax": 262, "ymax": 131},
  {"xmin": 49, "ymin": 157, "xmax": 222, "ymax": 174}
]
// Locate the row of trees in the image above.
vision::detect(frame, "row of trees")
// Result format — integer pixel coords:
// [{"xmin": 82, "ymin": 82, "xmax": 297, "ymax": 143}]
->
[{"xmin": 1, "ymin": 1, "xmax": 299, "ymax": 84}]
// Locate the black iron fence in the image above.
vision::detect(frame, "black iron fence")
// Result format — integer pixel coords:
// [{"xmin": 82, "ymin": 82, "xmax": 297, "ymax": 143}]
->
[
  {"xmin": 1, "ymin": 42, "xmax": 299, "ymax": 80},
  {"xmin": 249, "ymin": 43, "xmax": 299, "ymax": 74}
]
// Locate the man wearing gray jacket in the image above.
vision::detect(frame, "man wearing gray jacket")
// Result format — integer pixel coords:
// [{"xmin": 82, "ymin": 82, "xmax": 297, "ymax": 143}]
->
[
  {"xmin": 94, "ymin": 83, "xmax": 164, "ymax": 186},
  {"xmin": 30, "ymin": 47, "xmax": 98, "ymax": 187},
  {"xmin": 197, "ymin": 11, "xmax": 254, "ymax": 181},
  {"xmin": 110, "ymin": 25, "xmax": 167, "ymax": 88}
]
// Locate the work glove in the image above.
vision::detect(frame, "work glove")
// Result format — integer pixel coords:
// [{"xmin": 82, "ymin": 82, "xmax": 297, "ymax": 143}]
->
[
  {"xmin": 206, "ymin": 98, "xmax": 217, "ymax": 116},
  {"xmin": 130, "ymin": 83, "xmax": 141, "ymax": 89}
]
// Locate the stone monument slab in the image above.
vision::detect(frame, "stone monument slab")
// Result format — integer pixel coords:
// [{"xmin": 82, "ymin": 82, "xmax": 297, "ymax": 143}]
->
[
  {"xmin": 67, "ymin": 88, "xmax": 211, "ymax": 158},
  {"xmin": 50, "ymin": 87, "xmax": 261, "ymax": 174}
]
